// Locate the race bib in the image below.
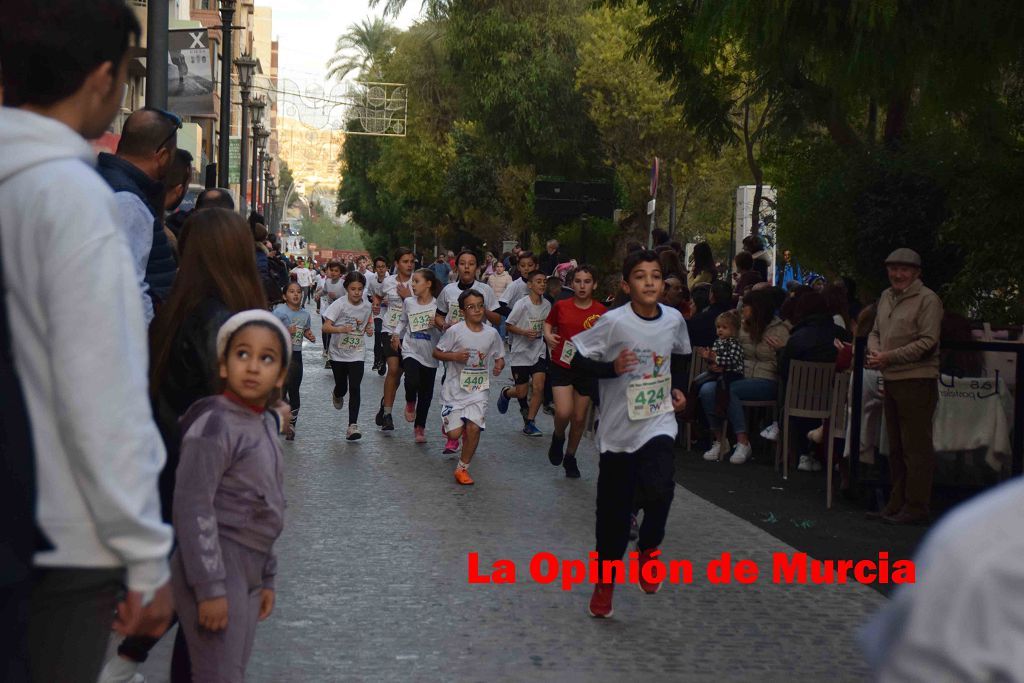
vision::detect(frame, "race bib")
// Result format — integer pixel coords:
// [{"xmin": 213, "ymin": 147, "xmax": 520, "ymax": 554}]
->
[
  {"xmin": 460, "ymin": 366, "xmax": 490, "ymax": 393},
  {"xmin": 386, "ymin": 306, "xmax": 403, "ymax": 329},
  {"xmin": 338, "ymin": 333, "xmax": 363, "ymax": 349},
  {"xmin": 530, "ymin": 319, "xmax": 544, "ymax": 336},
  {"xmin": 626, "ymin": 375, "xmax": 672, "ymax": 421},
  {"xmin": 290, "ymin": 326, "xmax": 304, "ymax": 346},
  {"xmin": 447, "ymin": 306, "xmax": 465, "ymax": 324},
  {"xmin": 410, "ymin": 308, "xmax": 436, "ymax": 333},
  {"xmin": 559, "ymin": 340, "xmax": 577, "ymax": 365}
]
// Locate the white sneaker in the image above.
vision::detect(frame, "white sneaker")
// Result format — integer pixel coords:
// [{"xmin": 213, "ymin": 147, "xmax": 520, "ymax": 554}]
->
[
  {"xmin": 331, "ymin": 391, "xmax": 343, "ymax": 411},
  {"xmin": 797, "ymin": 455, "xmax": 822, "ymax": 472},
  {"xmin": 759, "ymin": 422, "xmax": 779, "ymax": 441},
  {"xmin": 807, "ymin": 426, "xmax": 824, "ymax": 444},
  {"xmin": 98, "ymin": 656, "xmax": 145, "ymax": 683},
  {"xmin": 729, "ymin": 442, "xmax": 752, "ymax": 464},
  {"xmin": 346, "ymin": 424, "xmax": 361, "ymax": 441},
  {"xmin": 702, "ymin": 441, "xmax": 725, "ymax": 461}
]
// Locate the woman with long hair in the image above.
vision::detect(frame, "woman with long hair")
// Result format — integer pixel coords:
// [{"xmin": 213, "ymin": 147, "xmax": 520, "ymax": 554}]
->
[{"xmin": 687, "ymin": 242, "xmax": 717, "ymax": 290}]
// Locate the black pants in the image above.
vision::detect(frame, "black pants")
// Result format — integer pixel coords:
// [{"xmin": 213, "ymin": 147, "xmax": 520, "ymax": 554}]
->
[
  {"xmin": 29, "ymin": 567, "xmax": 123, "ymax": 683},
  {"xmin": 321, "ymin": 318, "xmax": 330, "ymax": 352},
  {"xmin": 402, "ymin": 358, "xmax": 437, "ymax": 428},
  {"xmin": 283, "ymin": 350, "xmax": 303, "ymax": 420},
  {"xmin": 330, "ymin": 360, "xmax": 364, "ymax": 424},
  {"xmin": 1, "ymin": 579, "xmax": 30, "ymax": 683},
  {"xmin": 595, "ymin": 436, "xmax": 676, "ymax": 562},
  {"xmin": 372, "ymin": 318, "xmax": 384, "ymax": 366}
]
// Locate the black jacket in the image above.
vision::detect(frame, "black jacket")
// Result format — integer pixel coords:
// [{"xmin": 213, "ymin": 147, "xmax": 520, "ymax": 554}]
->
[
  {"xmin": 688, "ymin": 302, "xmax": 733, "ymax": 348},
  {"xmin": 779, "ymin": 313, "xmax": 851, "ymax": 383},
  {"xmin": 539, "ymin": 250, "xmax": 565, "ymax": 276}
]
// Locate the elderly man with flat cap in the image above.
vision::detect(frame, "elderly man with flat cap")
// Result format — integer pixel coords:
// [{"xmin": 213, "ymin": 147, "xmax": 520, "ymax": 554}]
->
[{"xmin": 866, "ymin": 248, "xmax": 943, "ymax": 525}]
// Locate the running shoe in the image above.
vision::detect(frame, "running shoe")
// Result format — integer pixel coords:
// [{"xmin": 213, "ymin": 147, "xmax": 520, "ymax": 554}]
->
[
  {"xmin": 382, "ymin": 413, "xmax": 395, "ymax": 431},
  {"xmin": 548, "ymin": 433, "xmax": 565, "ymax": 466},
  {"xmin": 541, "ymin": 403, "xmax": 554, "ymax": 416},
  {"xmin": 702, "ymin": 441, "xmax": 728, "ymax": 461},
  {"xmin": 797, "ymin": 454, "xmax": 822, "ymax": 472},
  {"xmin": 405, "ymin": 401, "xmax": 416, "ymax": 422},
  {"xmin": 414, "ymin": 426, "xmax": 426, "ymax": 443},
  {"xmin": 324, "ymin": 357, "xmax": 332, "ymax": 369},
  {"xmin": 588, "ymin": 583, "xmax": 614, "ymax": 618},
  {"xmin": 563, "ymin": 454, "xmax": 580, "ymax": 478},
  {"xmin": 729, "ymin": 442, "xmax": 752, "ymax": 465},
  {"xmin": 638, "ymin": 547, "xmax": 663, "ymax": 594},
  {"xmin": 454, "ymin": 467, "xmax": 474, "ymax": 485},
  {"xmin": 760, "ymin": 422, "xmax": 780, "ymax": 441},
  {"xmin": 375, "ymin": 400, "xmax": 384, "ymax": 426},
  {"xmin": 522, "ymin": 420, "xmax": 542, "ymax": 437},
  {"xmin": 443, "ymin": 437, "xmax": 460, "ymax": 454},
  {"xmin": 347, "ymin": 424, "xmax": 361, "ymax": 441},
  {"xmin": 496, "ymin": 387, "xmax": 511, "ymax": 414},
  {"xmin": 377, "ymin": 362, "xmax": 386, "ymax": 377},
  {"xmin": 332, "ymin": 391, "xmax": 343, "ymax": 411}
]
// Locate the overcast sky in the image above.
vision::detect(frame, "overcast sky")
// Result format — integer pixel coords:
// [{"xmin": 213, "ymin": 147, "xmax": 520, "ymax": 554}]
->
[{"xmin": 264, "ymin": 0, "xmax": 422, "ymax": 87}]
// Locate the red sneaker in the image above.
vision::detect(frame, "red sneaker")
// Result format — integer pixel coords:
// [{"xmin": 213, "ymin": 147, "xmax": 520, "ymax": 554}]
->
[
  {"xmin": 638, "ymin": 547, "xmax": 662, "ymax": 594},
  {"xmin": 588, "ymin": 582, "xmax": 614, "ymax": 618},
  {"xmin": 405, "ymin": 401, "xmax": 416, "ymax": 422},
  {"xmin": 414, "ymin": 426, "xmax": 426, "ymax": 443},
  {"xmin": 443, "ymin": 437, "xmax": 460, "ymax": 454}
]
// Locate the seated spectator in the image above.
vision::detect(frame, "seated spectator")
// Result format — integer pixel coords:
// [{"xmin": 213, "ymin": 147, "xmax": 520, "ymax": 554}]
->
[
  {"xmin": 732, "ymin": 251, "xmax": 764, "ymax": 302},
  {"xmin": 688, "ymin": 280, "xmax": 733, "ymax": 348},
  {"xmin": 687, "ymin": 242, "xmax": 717, "ymax": 290},
  {"xmin": 690, "ymin": 283, "xmax": 711, "ymax": 314},
  {"xmin": 658, "ymin": 248, "xmax": 685, "ymax": 282}
]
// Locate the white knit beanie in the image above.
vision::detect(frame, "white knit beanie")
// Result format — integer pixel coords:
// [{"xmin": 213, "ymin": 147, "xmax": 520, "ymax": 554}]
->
[{"xmin": 216, "ymin": 309, "xmax": 292, "ymax": 370}]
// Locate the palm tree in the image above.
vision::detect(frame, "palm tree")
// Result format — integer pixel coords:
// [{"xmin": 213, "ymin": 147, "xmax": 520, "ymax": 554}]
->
[
  {"xmin": 325, "ymin": 17, "xmax": 398, "ymax": 82},
  {"xmin": 369, "ymin": 0, "xmax": 451, "ymax": 22}
]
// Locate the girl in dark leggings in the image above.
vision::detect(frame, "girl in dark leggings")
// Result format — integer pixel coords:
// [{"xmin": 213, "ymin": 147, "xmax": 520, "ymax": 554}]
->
[
  {"xmin": 392, "ymin": 268, "xmax": 443, "ymax": 443},
  {"xmin": 322, "ymin": 271, "xmax": 374, "ymax": 441}
]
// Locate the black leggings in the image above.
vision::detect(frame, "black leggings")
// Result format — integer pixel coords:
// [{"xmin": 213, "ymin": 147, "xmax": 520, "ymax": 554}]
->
[
  {"xmin": 402, "ymin": 357, "xmax": 437, "ymax": 428},
  {"xmin": 330, "ymin": 360, "xmax": 364, "ymax": 424},
  {"xmin": 283, "ymin": 350, "xmax": 303, "ymax": 420},
  {"xmin": 373, "ymin": 318, "xmax": 384, "ymax": 366},
  {"xmin": 322, "ymin": 318, "xmax": 330, "ymax": 351}
]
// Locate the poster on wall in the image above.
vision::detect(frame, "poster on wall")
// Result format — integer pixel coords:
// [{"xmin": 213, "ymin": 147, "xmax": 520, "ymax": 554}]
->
[{"xmin": 169, "ymin": 29, "xmax": 215, "ymax": 116}]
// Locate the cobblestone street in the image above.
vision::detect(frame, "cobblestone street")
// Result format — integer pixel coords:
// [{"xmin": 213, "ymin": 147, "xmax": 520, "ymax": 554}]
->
[{"xmin": 131, "ymin": 320, "xmax": 887, "ymax": 682}]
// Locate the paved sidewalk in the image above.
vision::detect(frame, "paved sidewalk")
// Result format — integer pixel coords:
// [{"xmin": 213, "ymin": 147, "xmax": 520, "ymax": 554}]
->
[{"xmin": 121, "ymin": 319, "xmax": 885, "ymax": 682}]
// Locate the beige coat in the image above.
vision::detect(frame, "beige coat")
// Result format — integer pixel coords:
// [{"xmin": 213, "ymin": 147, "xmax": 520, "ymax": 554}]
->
[
  {"xmin": 868, "ymin": 278, "xmax": 943, "ymax": 381},
  {"xmin": 739, "ymin": 316, "xmax": 790, "ymax": 381}
]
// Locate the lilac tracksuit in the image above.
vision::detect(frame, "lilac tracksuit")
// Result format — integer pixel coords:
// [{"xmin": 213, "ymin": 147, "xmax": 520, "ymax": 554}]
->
[{"xmin": 171, "ymin": 394, "xmax": 286, "ymax": 682}]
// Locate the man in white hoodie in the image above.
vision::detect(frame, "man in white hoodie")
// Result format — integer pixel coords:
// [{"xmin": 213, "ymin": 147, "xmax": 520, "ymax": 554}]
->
[{"xmin": 0, "ymin": 2, "xmax": 174, "ymax": 681}]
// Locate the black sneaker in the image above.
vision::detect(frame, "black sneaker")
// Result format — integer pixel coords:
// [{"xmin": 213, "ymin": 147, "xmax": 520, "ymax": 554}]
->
[
  {"xmin": 548, "ymin": 434, "xmax": 565, "ymax": 466},
  {"xmin": 542, "ymin": 403, "xmax": 554, "ymax": 416},
  {"xmin": 563, "ymin": 454, "xmax": 581, "ymax": 478},
  {"xmin": 382, "ymin": 413, "xmax": 395, "ymax": 431},
  {"xmin": 377, "ymin": 363, "xmax": 386, "ymax": 376},
  {"xmin": 375, "ymin": 400, "xmax": 384, "ymax": 426}
]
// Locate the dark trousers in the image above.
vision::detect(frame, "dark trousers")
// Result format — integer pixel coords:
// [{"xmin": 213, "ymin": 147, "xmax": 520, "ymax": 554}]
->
[
  {"xmin": 1, "ymin": 579, "xmax": 31, "ymax": 683},
  {"xmin": 29, "ymin": 567, "xmax": 124, "ymax": 683},
  {"xmin": 882, "ymin": 378, "xmax": 939, "ymax": 514},
  {"xmin": 283, "ymin": 350, "xmax": 303, "ymax": 420},
  {"xmin": 330, "ymin": 360, "xmax": 364, "ymax": 424},
  {"xmin": 402, "ymin": 358, "xmax": 437, "ymax": 428},
  {"xmin": 372, "ymin": 318, "xmax": 384, "ymax": 367},
  {"xmin": 321, "ymin": 319, "xmax": 330, "ymax": 352},
  {"xmin": 595, "ymin": 435, "xmax": 676, "ymax": 562}
]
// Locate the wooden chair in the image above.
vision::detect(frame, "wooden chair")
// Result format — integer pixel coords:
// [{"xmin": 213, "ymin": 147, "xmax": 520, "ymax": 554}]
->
[
  {"xmin": 777, "ymin": 361, "xmax": 836, "ymax": 479},
  {"xmin": 682, "ymin": 351, "xmax": 710, "ymax": 450},
  {"xmin": 826, "ymin": 371, "xmax": 852, "ymax": 509}
]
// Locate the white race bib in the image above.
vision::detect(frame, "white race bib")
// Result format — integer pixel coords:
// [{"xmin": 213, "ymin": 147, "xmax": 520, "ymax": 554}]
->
[
  {"xmin": 386, "ymin": 306, "xmax": 403, "ymax": 330},
  {"xmin": 530, "ymin": 319, "xmax": 544, "ymax": 335},
  {"xmin": 559, "ymin": 340, "xmax": 577, "ymax": 365},
  {"xmin": 290, "ymin": 326, "xmax": 304, "ymax": 346},
  {"xmin": 410, "ymin": 308, "xmax": 436, "ymax": 333},
  {"xmin": 338, "ymin": 333, "xmax": 364, "ymax": 349},
  {"xmin": 626, "ymin": 375, "xmax": 672, "ymax": 421},
  {"xmin": 460, "ymin": 366, "xmax": 489, "ymax": 393}
]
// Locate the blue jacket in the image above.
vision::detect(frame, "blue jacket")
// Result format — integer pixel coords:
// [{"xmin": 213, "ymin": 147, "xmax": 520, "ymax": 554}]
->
[{"xmin": 96, "ymin": 154, "xmax": 177, "ymax": 306}]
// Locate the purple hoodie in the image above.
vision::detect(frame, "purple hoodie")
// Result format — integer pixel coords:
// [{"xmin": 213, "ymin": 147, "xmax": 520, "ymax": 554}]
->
[{"xmin": 173, "ymin": 394, "xmax": 286, "ymax": 600}]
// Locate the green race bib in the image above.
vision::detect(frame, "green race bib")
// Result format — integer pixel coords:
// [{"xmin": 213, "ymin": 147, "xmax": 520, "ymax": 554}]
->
[{"xmin": 626, "ymin": 375, "xmax": 672, "ymax": 421}]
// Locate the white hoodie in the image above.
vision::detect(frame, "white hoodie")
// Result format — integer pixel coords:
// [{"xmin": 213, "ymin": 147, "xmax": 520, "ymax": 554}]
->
[{"xmin": 0, "ymin": 108, "xmax": 171, "ymax": 591}]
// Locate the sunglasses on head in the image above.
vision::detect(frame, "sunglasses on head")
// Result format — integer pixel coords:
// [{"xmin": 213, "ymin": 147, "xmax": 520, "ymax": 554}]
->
[{"xmin": 147, "ymin": 107, "xmax": 182, "ymax": 152}]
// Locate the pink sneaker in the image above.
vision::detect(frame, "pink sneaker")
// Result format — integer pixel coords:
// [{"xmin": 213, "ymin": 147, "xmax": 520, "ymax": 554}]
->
[
  {"xmin": 414, "ymin": 426, "xmax": 426, "ymax": 443},
  {"xmin": 443, "ymin": 437, "xmax": 460, "ymax": 454},
  {"xmin": 405, "ymin": 401, "xmax": 416, "ymax": 422}
]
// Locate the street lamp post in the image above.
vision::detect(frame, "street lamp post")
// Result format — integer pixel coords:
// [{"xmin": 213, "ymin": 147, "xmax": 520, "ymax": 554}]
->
[
  {"xmin": 248, "ymin": 97, "xmax": 265, "ymax": 214},
  {"xmin": 268, "ymin": 178, "xmax": 278, "ymax": 231},
  {"xmin": 262, "ymin": 158, "xmax": 272, "ymax": 208},
  {"xmin": 234, "ymin": 54, "xmax": 256, "ymax": 216},
  {"xmin": 257, "ymin": 139, "xmax": 270, "ymax": 212},
  {"xmin": 217, "ymin": 0, "xmax": 236, "ymax": 188},
  {"xmin": 146, "ymin": 0, "xmax": 169, "ymax": 109}
]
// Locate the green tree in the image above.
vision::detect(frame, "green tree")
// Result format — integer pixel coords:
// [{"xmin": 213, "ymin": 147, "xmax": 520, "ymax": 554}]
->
[{"xmin": 326, "ymin": 17, "xmax": 398, "ymax": 82}]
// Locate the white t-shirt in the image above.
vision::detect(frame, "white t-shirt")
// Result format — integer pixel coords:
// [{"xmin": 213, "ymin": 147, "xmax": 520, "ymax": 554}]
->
[
  {"xmin": 572, "ymin": 303, "xmax": 691, "ymax": 453},
  {"xmin": 380, "ymin": 273, "xmax": 413, "ymax": 333},
  {"xmin": 366, "ymin": 274, "xmax": 388, "ymax": 321},
  {"xmin": 322, "ymin": 297, "xmax": 373, "ymax": 362},
  {"xmin": 436, "ymin": 280, "xmax": 498, "ymax": 326},
  {"xmin": 395, "ymin": 296, "xmax": 441, "ymax": 368},
  {"xmin": 318, "ymin": 277, "xmax": 346, "ymax": 309},
  {"xmin": 436, "ymin": 321, "xmax": 505, "ymax": 408},
  {"xmin": 291, "ymin": 267, "xmax": 312, "ymax": 288},
  {"xmin": 506, "ymin": 295, "xmax": 551, "ymax": 367},
  {"xmin": 499, "ymin": 277, "xmax": 528, "ymax": 309}
]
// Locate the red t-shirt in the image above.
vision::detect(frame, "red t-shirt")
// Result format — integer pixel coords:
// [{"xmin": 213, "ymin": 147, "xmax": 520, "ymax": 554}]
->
[{"xmin": 546, "ymin": 298, "xmax": 607, "ymax": 368}]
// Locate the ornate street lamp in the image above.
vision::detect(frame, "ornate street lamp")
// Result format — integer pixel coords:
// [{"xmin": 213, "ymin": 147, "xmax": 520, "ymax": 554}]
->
[
  {"xmin": 248, "ymin": 97, "xmax": 265, "ymax": 214},
  {"xmin": 217, "ymin": 0, "xmax": 237, "ymax": 188},
  {"xmin": 268, "ymin": 178, "xmax": 278, "ymax": 231},
  {"xmin": 234, "ymin": 53, "xmax": 256, "ymax": 215}
]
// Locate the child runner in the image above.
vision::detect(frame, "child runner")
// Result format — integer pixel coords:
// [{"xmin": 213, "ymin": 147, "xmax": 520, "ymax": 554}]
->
[
  {"xmin": 497, "ymin": 270, "xmax": 551, "ymax": 437},
  {"xmin": 373, "ymin": 247, "xmax": 416, "ymax": 431},
  {"xmin": 273, "ymin": 282, "xmax": 315, "ymax": 440},
  {"xmin": 497, "ymin": 250, "xmax": 540, "ymax": 419},
  {"xmin": 290, "ymin": 257, "xmax": 313, "ymax": 307},
  {"xmin": 435, "ymin": 249, "xmax": 502, "ymax": 331},
  {"xmin": 322, "ymin": 271, "xmax": 374, "ymax": 440},
  {"xmin": 367, "ymin": 255, "xmax": 389, "ymax": 374},
  {"xmin": 315, "ymin": 261, "xmax": 346, "ymax": 367},
  {"xmin": 433, "ymin": 289, "xmax": 506, "ymax": 484},
  {"xmin": 543, "ymin": 264, "xmax": 607, "ymax": 477},
  {"xmin": 569, "ymin": 250, "xmax": 691, "ymax": 617},
  {"xmin": 171, "ymin": 310, "xmax": 289, "ymax": 680},
  {"xmin": 392, "ymin": 268, "xmax": 444, "ymax": 443}
]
